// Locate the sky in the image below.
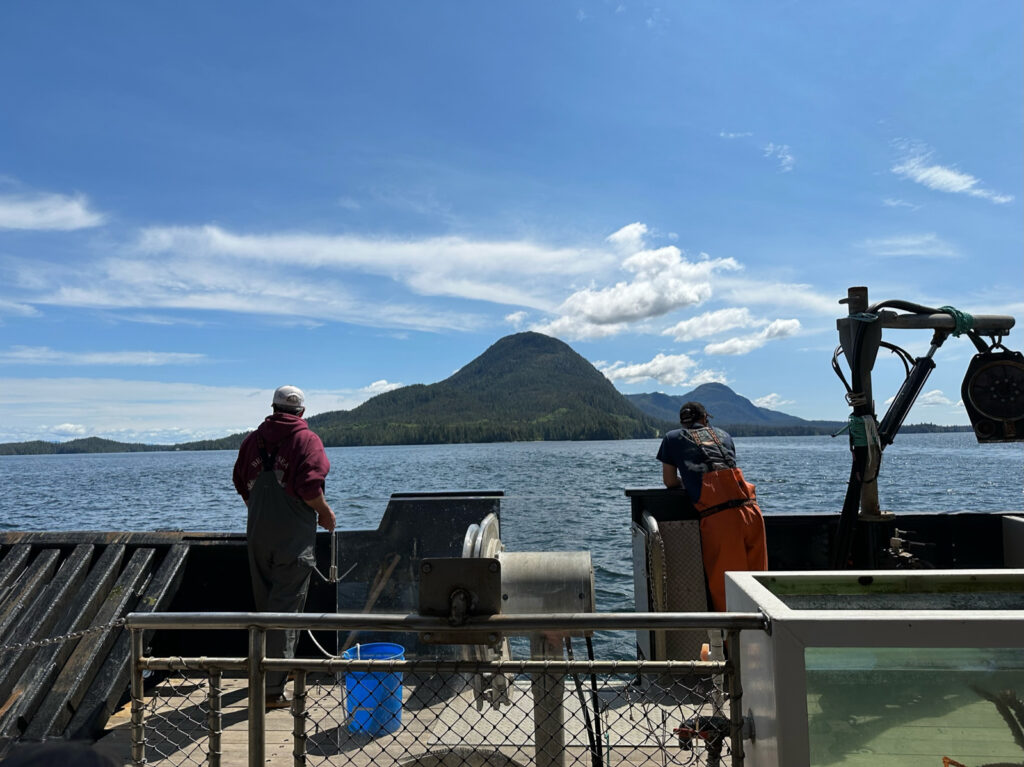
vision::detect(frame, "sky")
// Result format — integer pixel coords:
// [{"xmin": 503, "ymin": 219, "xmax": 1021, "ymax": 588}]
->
[{"xmin": 0, "ymin": 1, "xmax": 1021, "ymax": 444}]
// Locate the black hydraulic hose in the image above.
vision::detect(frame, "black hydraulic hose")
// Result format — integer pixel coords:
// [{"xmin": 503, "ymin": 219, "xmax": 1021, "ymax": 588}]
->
[
  {"xmin": 585, "ymin": 635, "xmax": 604, "ymax": 766},
  {"xmin": 867, "ymin": 299, "xmax": 940, "ymax": 315},
  {"xmin": 831, "ymin": 449, "xmax": 866, "ymax": 569},
  {"xmin": 565, "ymin": 638, "xmax": 600, "ymax": 767}
]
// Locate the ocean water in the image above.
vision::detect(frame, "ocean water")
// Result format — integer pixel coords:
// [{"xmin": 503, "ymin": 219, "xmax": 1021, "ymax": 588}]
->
[{"xmin": 1, "ymin": 433, "xmax": 1021, "ymax": 613}]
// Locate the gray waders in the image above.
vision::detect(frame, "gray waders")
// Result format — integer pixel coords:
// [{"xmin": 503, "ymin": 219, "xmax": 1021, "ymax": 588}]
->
[{"xmin": 247, "ymin": 439, "xmax": 317, "ymax": 696}]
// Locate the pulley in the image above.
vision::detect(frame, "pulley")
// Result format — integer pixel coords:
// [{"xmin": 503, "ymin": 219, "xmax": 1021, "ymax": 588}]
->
[{"xmin": 961, "ymin": 347, "xmax": 1024, "ymax": 442}]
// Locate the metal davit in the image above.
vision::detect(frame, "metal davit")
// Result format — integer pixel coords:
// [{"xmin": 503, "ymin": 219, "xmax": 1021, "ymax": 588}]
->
[{"xmin": 831, "ymin": 286, "xmax": 1022, "ymax": 569}]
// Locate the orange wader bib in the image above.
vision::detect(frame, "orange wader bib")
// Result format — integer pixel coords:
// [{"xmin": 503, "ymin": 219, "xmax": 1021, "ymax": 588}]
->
[{"xmin": 694, "ymin": 462, "xmax": 768, "ymax": 612}]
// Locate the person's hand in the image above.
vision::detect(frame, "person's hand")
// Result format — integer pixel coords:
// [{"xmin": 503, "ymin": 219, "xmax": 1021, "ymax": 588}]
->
[{"xmin": 317, "ymin": 506, "xmax": 336, "ymax": 532}]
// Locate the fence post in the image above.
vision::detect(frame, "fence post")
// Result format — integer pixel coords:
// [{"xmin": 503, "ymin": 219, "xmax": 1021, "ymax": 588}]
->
[
  {"xmin": 292, "ymin": 669, "xmax": 307, "ymax": 767},
  {"xmin": 726, "ymin": 629, "xmax": 745, "ymax": 767},
  {"xmin": 129, "ymin": 628, "xmax": 146, "ymax": 766},
  {"xmin": 530, "ymin": 635, "xmax": 566, "ymax": 767},
  {"xmin": 208, "ymin": 670, "xmax": 222, "ymax": 767},
  {"xmin": 249, "ymin": 627, "xmax": 267, "ymax": 767}
]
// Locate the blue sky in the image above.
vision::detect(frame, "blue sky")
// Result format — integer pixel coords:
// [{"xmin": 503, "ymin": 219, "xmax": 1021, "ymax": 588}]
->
[{"xmin": 1, "ymin": 1, "xmax": 1021, "ymax": 443}]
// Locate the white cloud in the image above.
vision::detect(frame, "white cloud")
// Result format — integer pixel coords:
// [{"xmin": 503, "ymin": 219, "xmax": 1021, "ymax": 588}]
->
[
  {"xmin": 50, "ymin": 423, "xmax": 88, "ymax": 437},
  {"xmin": 534, "ymin": 236, "xmax": 741, "ymax": 340},
  {"xmin": 753, "ymin": 393, "xmax": 793, "ymax": 409},
  {"xmin": 763, "ymin": 143, "xmax": 795, "ymax": 172},
  {"xmin": 0, "ymin": 192, "xmax": 106, "ymax": 230},
  {"xmin": 662, "ymin": 307, "xmax": 757, "ymax": 341},
  {"xmin": 918, "ymin": 389, "xmax": 954, "ymax": 407},
  {"xmin": 719, "ymin": 131, "xmax": 753, "ymax": 139},
  {"xmin": 860, "ymin": 234, "xmax": 957, "ymax": 258},
  {"xmin": 0, "ymin": 377, "xmax": 408, "ymax": 443},
  {"xmin": 714, "ymin": 278, "xmax": 838, "ymax": 315},
  {"xmin": 596, "ymin": 353, "xmax": 724, "ymax": 387},
  {"xmin": 892, "ymin": 142, "xmax": 1013, "ymax": 204},
  {"xmin": 16, "ymin": 225, "xmax": 624, "ymax": 332},
  {"xmin": 883, "ymin": 198, "xmax": 920, "ymax": 210},
  {"xmin": 0, "ymin": 299, "xmax": 39, "ymax": 317},
  {"xmin": 704, "ymin": 318, "xmax": 801, "ymax": 355},
  {"xmin": 0, "ymin": 346, "xmax": 206, "ymax": 366},
  {"xmin": 606, "ymin": 222, "xmax": 648, "ymax": 254},
  {"xmin": 531, "ymin": 315, "xmax": 629, "ymax": 340},
  {"xmin": 505, "ymin": 311, "xmax": 528, "ymax": 328}
]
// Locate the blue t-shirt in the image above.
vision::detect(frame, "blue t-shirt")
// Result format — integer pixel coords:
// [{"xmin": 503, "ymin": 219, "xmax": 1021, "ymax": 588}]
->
[{"xmin": 656, "ymin": 426, "xmax": 737, "ymax": 502}]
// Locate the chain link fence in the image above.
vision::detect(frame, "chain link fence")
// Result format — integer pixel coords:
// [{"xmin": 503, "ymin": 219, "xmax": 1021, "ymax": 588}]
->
[{"xmin": 128, "ymin": 613, "xmax": 764, "ymax": 767}]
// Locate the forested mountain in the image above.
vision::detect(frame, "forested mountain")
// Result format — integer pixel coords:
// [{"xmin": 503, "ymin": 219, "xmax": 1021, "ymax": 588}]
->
[
  {"xmin": 304, "ymin": 332, "xmax": 665, "ymax": 445},
  {"xmin": 626, "ymin": 383, "xmax": 845, "ymax": 435},
  {"xmin": 0, "ymin": 333, "xmax": 968, "ymax": 455}
]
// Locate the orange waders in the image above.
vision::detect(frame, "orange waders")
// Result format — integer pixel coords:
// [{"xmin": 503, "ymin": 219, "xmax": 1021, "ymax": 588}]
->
[{"xmin": 694, "ymin": 467, "xmax": 768, "ymax": 611}]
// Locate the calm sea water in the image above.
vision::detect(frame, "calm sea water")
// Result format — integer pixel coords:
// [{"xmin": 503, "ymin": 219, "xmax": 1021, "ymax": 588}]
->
[{"xmin": 1, "ymin": 433, "xmax": 1021, "ymax": 612}]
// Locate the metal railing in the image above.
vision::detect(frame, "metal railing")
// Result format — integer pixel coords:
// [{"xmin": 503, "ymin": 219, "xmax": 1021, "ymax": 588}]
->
[{"xmin": 127, "ymin": 611, "xmax": 768, "ymax": 767}]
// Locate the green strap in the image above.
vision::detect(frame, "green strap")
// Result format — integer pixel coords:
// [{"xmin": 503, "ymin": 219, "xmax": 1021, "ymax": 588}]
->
[
  {"xmin": 938, "ymin": 305, "xmax": 974, "ymax": 337},
  {"xmin": 847, "ymin": 415, "xmax": 868, "ymax": 446},
  {"xmin": 846, "ymin": 415, "xmax": 881, "ymax": 448}
]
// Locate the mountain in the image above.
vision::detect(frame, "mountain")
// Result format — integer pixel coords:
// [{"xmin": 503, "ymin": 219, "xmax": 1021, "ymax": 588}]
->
[
  {"xmin": 0, "ymin": 333, "xmax": 967, "ymax": 455},
  {"xmin": 626, "ymin": 383, "xmax": 845, "ymax": 435},
  {"xmin": 305, "ymin": 331, "xmax": 665, "ymax": 445}
]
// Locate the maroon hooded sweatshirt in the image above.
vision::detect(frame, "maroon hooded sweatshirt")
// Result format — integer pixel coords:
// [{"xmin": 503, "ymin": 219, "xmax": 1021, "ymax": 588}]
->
[{"xmin": 232, "ymin": 413, "xmax": 330, "ymax": 504}]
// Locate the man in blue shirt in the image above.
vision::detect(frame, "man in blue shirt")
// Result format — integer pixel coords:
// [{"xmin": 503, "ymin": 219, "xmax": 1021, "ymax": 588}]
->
[{"xmin": 657, "ymin": 401, "xmax": 767, "ymax": 610}]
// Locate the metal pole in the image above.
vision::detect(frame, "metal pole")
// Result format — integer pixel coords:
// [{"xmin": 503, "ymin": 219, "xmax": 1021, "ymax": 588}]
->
[
  {"xmin": 129, "ymin": 628, "xmax": 146, "ymax": 766},
  {"xmin": 249, "ymin": 627, "xmax": 267, "ymax": 767},
  {"xmin": 726, "ymin": 629, "xmax": 745, "ymax": 767},
  {"xmin": 208, "ymin": 670, "xmax": 222, "ymax": 767},
  {"xmin": 292, "ymin": 670, "xmax": 307, "ymax": 767},
  {"xmin": 531, "ymin": 635, "xmax": 566, "ymax": 767},
  {"xmin": 127, "ymin": 610, "xmax": 769, "ymax": 633}
]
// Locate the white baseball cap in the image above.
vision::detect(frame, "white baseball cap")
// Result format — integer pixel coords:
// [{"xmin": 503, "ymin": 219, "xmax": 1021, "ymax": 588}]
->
[{"xmin": 272, "ymin": 385, "xmax": 305, "ymax": 410}]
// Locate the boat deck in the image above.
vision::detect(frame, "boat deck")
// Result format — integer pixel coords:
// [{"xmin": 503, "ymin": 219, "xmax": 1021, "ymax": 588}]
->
[{"xmin": 95, "ymin": 672, "xmax": 726, "ymax": 766}]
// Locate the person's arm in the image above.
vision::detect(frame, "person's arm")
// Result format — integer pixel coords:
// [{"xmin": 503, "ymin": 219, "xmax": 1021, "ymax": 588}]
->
[
  {"xmin": 662, "ymin": 462, "xmax": 682, "ymax": 489},
  {"xmin": 303, "ymin": 493, "xmax": 336, "ymax": 532}
]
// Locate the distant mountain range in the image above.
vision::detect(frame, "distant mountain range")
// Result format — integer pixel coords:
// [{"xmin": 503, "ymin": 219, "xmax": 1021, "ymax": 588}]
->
[
  {"xmin": 0, "ymin": 331, "xmax": 966, "ymax": 455},
  {"xmin": 624, "ymin": 383, "xmax": 846, "ymax": 436}
]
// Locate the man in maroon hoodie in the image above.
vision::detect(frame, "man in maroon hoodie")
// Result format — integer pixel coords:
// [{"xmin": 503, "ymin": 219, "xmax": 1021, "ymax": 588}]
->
[{"xmin": 233, "ymin": 385, "xmax": 336, "ymax": 709}]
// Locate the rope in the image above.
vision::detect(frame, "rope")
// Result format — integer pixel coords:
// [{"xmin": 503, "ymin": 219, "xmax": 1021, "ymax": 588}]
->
[{"xmin": 938, "ymin": 306, "xmax": 974, "ymax": 336}]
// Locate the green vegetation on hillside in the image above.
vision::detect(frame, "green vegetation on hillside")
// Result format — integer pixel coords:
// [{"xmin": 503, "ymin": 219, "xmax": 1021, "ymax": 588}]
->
[
  {"xmin": 0, "ymin": 333, "xmax": 974, "ymax": 456},
  {"xmin": 306, "ymin": 332, "xmax": 665, "ymax": 445}
]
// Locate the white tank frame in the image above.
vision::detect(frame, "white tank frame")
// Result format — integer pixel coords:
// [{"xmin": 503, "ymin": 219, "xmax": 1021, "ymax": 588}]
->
[{"xmin": 725, "ymin": 568, "xmax": 1024, "ymax": 767}]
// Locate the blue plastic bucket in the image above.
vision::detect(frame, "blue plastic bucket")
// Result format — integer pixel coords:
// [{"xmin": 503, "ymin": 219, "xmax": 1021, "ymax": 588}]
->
[{"xmin": 343, "ymin": 642, "xmax": 404, "ymax": 735}]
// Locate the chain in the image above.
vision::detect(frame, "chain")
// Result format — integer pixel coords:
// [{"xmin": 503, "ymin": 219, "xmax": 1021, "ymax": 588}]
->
[{"xmin": 0, "ymin": 616, "xmax": 128, "ymax": 657}]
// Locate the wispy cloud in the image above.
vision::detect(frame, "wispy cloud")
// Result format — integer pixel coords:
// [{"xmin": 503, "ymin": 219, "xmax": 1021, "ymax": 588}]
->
[
  {"xmin": 714, "ymin": 278, "xmax": 838, "ymax": 315},
  {"xmin": 0, "ymin": 346, "xmax": 206, "ymax": 366},
  {"xmin": 719, "ymin": 131, "xmax": 753, "ymax": 140},
  {"xmin": 662, "ymin": 307, "xmax": 757, "ymax": 342},
  {"xmin": 883, "ymin": 198, "xmax": 920, "ymax": 210},
  {"xmin": 753, "ymin": 392, "xmax": 794, "ymax": 409},
  {"xmin": 892, "ymin": 141, "xmax": 1013, "ymax": 204},
  {"xmin": 704, "ymin": 318, "xmax": 801, "ymax": 355},
  {"xmin": 0, "ymin": 191, "xmax": 106, "ymax": 230},
  {"xmin": 0, "ymin": 377, "xmax": 408, "ymax": 443},
  {"xmin": 14, "ymin": 225, "xmax": 619, "ymax": 333},
  {"xmin": 763, "ymin": 143, "xmax": 794, "ymax": 172},
  {"xmin": 0, "ymin": 299, "xmax": 40, "ymax": 318},
  {"xmin": 860, "ymin": 233, "xmax": 958, "ymax": 258},
  {"xmin": 596, "ymin": 353, "xmax": 724, "ymax": 387}
]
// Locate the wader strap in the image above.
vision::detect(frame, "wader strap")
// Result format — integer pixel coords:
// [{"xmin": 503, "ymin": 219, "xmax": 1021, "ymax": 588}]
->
[
  {"xmin": 698, "ymin": 498, "xmax": 758, "ymax": 520},
  {"xmin": 687, "ymin": 427, "xmax": 736, "ymax": 471},
  {"xmin": 256, "ymin": 435, "xmax": 278, "ymax": 472}
]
